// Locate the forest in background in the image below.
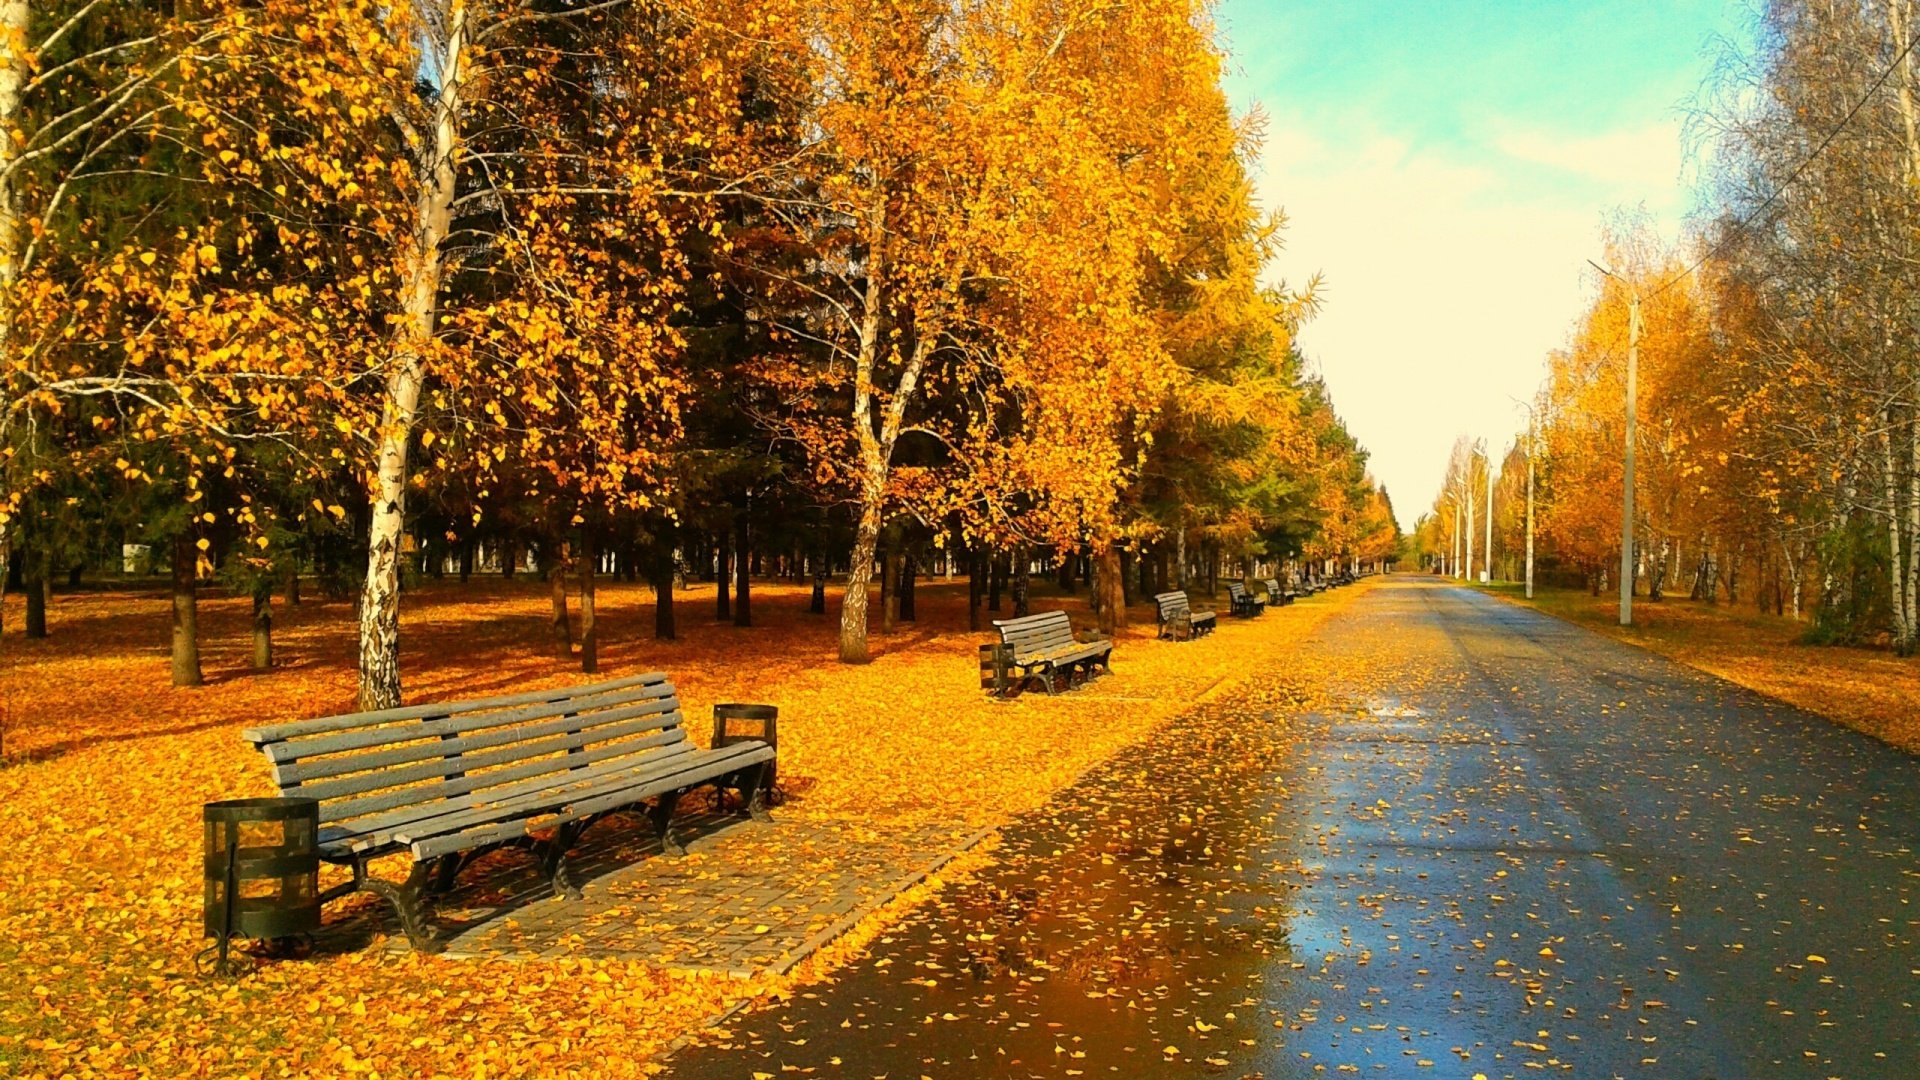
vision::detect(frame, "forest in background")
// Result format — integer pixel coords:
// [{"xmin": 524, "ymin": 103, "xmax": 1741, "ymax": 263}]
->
[{"xmin": 0, "ymin": 0, "xmax": 1398, "ymax": 708}]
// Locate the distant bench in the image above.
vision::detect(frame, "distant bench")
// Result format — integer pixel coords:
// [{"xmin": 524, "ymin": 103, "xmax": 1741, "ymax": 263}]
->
[
  {"xmin": 991, "ymin": 609, "xmax": 1113, "ymax": 694},
  {"xmin": 1153, "ymin": 590, "xmax": 1217, "ymax": 641},
  {"xmin": 242, "ymin": 672, "xmax": 775, "ymax": 952},
  {"xmin": 1262, "ymin": 578, "xmax": 1295, "ymax": 607},
  {"xmin": 1226, "ymin": 581, "xmax": 1265, "ymax": 618}
]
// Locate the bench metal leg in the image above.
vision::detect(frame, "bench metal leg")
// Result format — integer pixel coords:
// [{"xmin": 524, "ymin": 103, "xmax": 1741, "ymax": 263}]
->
[
  {"xmin": 361, "ymin": 861, "xmax": 441, "ymax": 954},
  {"xmin": 428, "ymin": 851, "xmax": 466, "ymax": 896},
  {"xmin": 744, "ymin": 763, "xmax": 773, "ymax": 824},
  {"xmin": 648, "ymin": 791, "xmax": 686, "ymax": 856},
  {"xmin": 541, "ymin": 820, "xmax": 585, "ymax": 901}
]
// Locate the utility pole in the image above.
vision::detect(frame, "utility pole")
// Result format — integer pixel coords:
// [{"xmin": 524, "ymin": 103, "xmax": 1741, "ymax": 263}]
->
[
  {"xmin": 1483, "ymin": 441, "xmax": 1495, "ymax": 584},
  {"xmin": 1525, "ymin": 416, "xmax": 1536, "ymax": 599},
  {"xmin": 1452, "ymin": 492, "xmax": 1462, "ymax": 578},
  {"xmin": 1619, "ymin": 291, "xmax": 1639, "ymax": 626},
  {"xmin": 1465, "ymin": 469, "xmax": 1475, "ymax": 586},
  {"xmin": 1590, "ymin": 260, "xmax": 1641, "ymax": 627}
]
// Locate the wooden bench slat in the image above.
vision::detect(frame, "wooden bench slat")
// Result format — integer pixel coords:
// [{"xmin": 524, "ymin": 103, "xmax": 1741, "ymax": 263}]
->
[
  {"xmin": 260, "ymin": 681, "xmax": 675, "ymax": 764},
  {"xmin": 296, "ymin": 718, "xmax": 688, "ymax": 809},
  {"xmin": 244, "ymin": 671, "xmax": 671, "ymax": 744},
  {"xmin": 316, "ymin": 731, "xmax": 696, "ymax": 846},
  {"xmin": 273, "ymin": 701, "xmax": 682, "ymax": 786},
  {"xmin": 400, "ymin": 742, "xmax": 776, "ymax": 861}
]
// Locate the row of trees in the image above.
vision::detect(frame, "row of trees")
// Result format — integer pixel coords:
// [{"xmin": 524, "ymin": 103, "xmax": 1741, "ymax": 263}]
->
[
  {"xmin": 1415, "ymin": 0, "xmax": 1920, "ymax": 655},
  {"xmin": 1, "ymin": 0, "xmax": 1394, "ymax": 706}
]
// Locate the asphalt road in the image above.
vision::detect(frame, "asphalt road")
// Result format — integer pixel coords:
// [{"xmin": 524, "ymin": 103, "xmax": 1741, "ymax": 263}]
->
[{"xmin": 666, "ymin": 577, "xmax": 1920, "ymax": 1079}]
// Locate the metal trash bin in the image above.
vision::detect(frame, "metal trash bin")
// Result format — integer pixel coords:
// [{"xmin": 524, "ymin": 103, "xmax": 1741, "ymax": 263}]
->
[
  {"xmin": 203, "ymin": 797, "xmax": 320, "ymax": 973},
  {"xmin": 978, "ymin": 642, "xmax": 1010, "ymax": 695},
  {"xmin": 712, "ymin": 703, "xmax": 778, "ymax": 792}
]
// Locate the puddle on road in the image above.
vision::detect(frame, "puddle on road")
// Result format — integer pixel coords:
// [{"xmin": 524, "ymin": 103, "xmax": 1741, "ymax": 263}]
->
[{"xmin": 668, "ymin": 688, "xmax": 1318, "ymax": 1077}]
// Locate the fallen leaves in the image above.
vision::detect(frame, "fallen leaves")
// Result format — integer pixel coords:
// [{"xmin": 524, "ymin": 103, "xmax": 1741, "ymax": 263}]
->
[{"xmin": 0, "ymin": 577, "xmax": 1358, "ymax": 1076}]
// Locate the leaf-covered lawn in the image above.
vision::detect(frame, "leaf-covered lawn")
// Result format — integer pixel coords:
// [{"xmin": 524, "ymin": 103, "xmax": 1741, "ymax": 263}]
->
[
  {"xmin": 0, "ymin": 578, "xmax": 1360, "ymax": 1077},
  {"xmin": 1487, "ymin": 583, "xmax": 1920, "ymax": 753}
]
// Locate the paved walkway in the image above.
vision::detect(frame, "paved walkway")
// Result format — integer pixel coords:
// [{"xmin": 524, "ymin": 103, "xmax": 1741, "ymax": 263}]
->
[
  {"xmin": 663, "ymin": 576, "xmax": 1920, "ymax": 1079},
  {"xmin": 324, "ymin": 809, "xmax": 978, "ymax": 976}
]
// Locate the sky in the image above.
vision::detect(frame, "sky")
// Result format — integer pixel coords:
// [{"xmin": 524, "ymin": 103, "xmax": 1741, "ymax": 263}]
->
[{"xmin": 1213, "ymin": 1, "xmax": 1752, "ymax": 530}]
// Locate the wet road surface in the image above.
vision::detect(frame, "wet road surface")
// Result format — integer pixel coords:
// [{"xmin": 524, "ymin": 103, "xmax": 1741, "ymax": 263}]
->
[{"xmin": 666, "ymin": 577, "xmax": 1920, "ymax": 1078}]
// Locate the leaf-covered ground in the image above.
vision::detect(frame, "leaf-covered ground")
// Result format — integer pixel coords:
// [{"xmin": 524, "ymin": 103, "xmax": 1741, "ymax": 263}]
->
[
  {"xmin": 0, "ymin": 577, "xmax": 1362, "ymax": 1077},
  {"xmin": 1483, "ymin": 582, "xmax": 1920, "ymax": 754}
]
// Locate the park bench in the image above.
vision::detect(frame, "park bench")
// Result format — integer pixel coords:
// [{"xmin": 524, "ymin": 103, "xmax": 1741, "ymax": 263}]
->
[
  {"xmin": 1152, "ymin": 590, "xmax": 1217, "ymax": 641},
  {"xmin": 241, "ymin": 671, "xmax": 775, "ymax": 953},
  {"xmin": 991, "ymin": 609, "xmax": 1113, "ymax": 694},
  {"xmin": 1226, "ymin": 581, "xmax": 1265, "ymax": 618},
  {"xmin": 1262, "ymin": 578, "xmax": 1296, "ymax": 607}
]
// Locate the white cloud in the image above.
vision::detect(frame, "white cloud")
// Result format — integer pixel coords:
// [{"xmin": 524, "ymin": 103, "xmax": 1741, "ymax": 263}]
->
[
  {"xmin": 1492, "ymin": 121, "xmax": 1688, "ymax": 204},
  {"xmin": 1252, "ymin": 110, "xmax": 1689, "ymax": 530}
]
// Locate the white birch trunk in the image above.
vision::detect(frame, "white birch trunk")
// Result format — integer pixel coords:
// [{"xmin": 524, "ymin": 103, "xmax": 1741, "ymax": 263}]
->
[{"xmin": 357, "ymin": 6, "xmax": 466, "ymax": 709}]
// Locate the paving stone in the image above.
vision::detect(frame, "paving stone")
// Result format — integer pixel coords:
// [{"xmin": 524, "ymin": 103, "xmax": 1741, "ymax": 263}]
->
[{"xmin": 328, "ymin": 810, "xmax": 978, "ymax": 974}]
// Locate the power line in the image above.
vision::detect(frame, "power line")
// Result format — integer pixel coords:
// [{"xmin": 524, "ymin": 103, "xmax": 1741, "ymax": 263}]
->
[{"xmin": 1649, "ymin": 30, "xmax": 1920, "ymax": 298}]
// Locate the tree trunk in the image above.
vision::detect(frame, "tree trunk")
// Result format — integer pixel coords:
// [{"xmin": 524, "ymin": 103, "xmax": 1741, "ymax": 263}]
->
[
  {"xmin": 1057, "ymin": 549, "xmax": 1075, "ymax": 593},
  {"xmin": 0, "ymin": 0, "xmax": 25, "ymax": 399},
  {"xmin": 356, "ymin": 9, "xmax": 467, "ymax": 711},
  {"xmin": 22, "ymin": 551, "xmax": 44, "ymax": 639},
  {"xmin": 501, "ymin": 538, "xmax": 517, "ymax": 579},
  {"xmin": 900, "ymin": 552, "xmax": 917, "ymax": 622},
  {"xmin": 171, "ymin": 533, "xmax": 202, "ymax": 688},
  {"xmin": 458, "ymin": 540, "xmax": 473, "ymax": 583},
  {"xmin": 251, "ymin": 580, "xmax": 273, "ymax": 671},
  {"xmin": 546, "ymin": 542, "xmax": 572, "ymax": 660},
  {"xmin": 838, "ymin": 496, "xmax": 882, "ymax": 663},
  {"xmin": 732, "ymin": 512, "xmax": 751, "ymax": 627},
  {"xmin": 834, "ymin": 188, "xmax": 933, "ymax": 665},
  {"xmin": 969, "ymin": 550, "xmax": 984, "ymax": 631},
  {"xmin": 651, "ymin": 542, "xmax": 676, "ymax": 641},
  {"xmin": 715, "ymin": 528, "xmax": 731, "ymax": 622},
  {"xmin": 286, "ymin": 569, "xmax": 301, "ymax": 606},
  {"xmin": 810, "ymin": 550, "xmax": 827, "ymax": 615},
  {"xmin": 578, "ymin": 531, "xmax": 597, "ymax": 673},
  {"xmin": 1095, "ymin": 545, "xmax": 1126, "ymax": 636},
  {"xmin": 988, "ymin": 553, "xmax": 1003, "ymax": 612},
  {"xmin": 1011, "ymin": 544, "xmax": 1029, "ymax": 616},
  {"xmin": 881, "ymin": 546, "xmax": 899, "ymax": 632}
]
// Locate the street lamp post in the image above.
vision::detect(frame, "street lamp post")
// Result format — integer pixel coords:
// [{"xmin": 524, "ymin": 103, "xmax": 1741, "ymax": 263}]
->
[
  {"xmin": 1526, "ymin": 417, "xmax": 1536, "ymax": 599},
  {"xmin": 1483, "ymin": 441, "xmax": 1494, "ymax": 584},
  {"xmin": 1452, "ymin": 492, "xmax": 1462, "ymax": 579},
  {"xmin": 1619, "ymin": 292, "xmax": 1639, "ymax": 626},
  {"xmin": 1589, "ymin": 260, "xmax": 1639, "ymax": 627},
  {"xmin": 1510, "ymin": 394, "xmax": 1541, "ymax": 600},
  {"xmin": 1465, "ymin": 469, "xmax": 1475, "ymax": 585}
]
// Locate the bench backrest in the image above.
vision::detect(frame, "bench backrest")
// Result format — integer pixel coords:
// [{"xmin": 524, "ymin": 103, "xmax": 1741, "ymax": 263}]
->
[
  {"xmin": 1263, "ymin": 578, "xmax": 1283, "ymax": 596},
  {"xmin": 992, "ymin": 609, "xmax": 1077, "ymax": 660},
  {"xmin": 242, "ymin": 672, "xmax": 686, "ymax": 838},
  {"xmin": 1226, "ymin": 582, "xmax": 1250, "ymax": 601},
  {"xmin": 1153, "ymin": 591, "xmax": 1192, "ymax": 622}
]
